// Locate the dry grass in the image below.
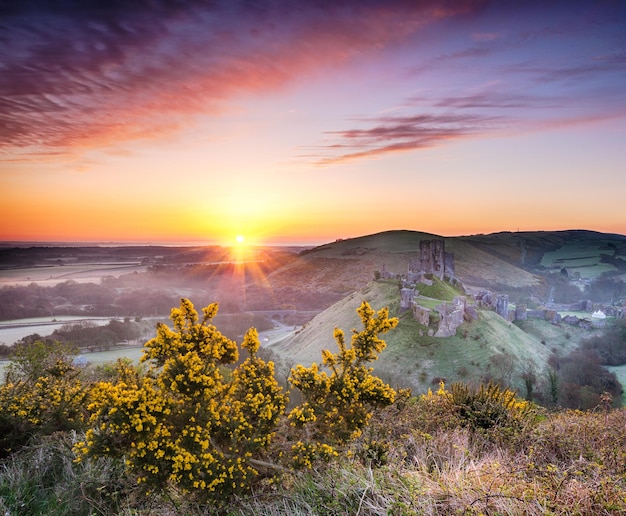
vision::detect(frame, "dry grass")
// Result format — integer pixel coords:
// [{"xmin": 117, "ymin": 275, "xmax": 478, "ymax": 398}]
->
[{"xmin": 1, "ymin": 402, "xmax": 625, "ymax": 515}]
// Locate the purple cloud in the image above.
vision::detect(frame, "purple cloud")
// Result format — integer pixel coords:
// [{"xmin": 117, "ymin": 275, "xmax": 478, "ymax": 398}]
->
[
  {"xmin": 0, "ymin": 0, "xmax": 485, "ymax": 160},
  {"xmin": 314, "ymin": 113, "xmax": 501, "ymax": 165}
]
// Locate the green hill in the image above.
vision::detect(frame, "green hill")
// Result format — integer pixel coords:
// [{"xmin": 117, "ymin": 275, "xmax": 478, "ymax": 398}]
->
[
  {"xmin": 270, "ymin": 280, "xmax": 553, "ymax": 393},
  {"xmin": 264, "ymin": 229, "xmax": 626, "ymax": 394}
]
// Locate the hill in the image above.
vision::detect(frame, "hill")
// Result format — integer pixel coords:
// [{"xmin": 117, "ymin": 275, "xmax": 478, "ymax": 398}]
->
[
  {"xmin": 254, "ymin": 229, "xmax": 626, "ymax": 313},
  {"xmin": 269, "ymin": 279, "xmax": 554, "ymax": 393},
  {"xmin": 264, "ymin": 229, "xmax": 625, "ymax": 394}
]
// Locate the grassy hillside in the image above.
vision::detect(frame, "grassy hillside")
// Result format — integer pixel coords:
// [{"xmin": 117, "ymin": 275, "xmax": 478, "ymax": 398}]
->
[
  {"xmin": 270, "ymin": 279, "xmax": 555, "ymax": 393},
  {"xmin": 266, "ymin": 223, "xmax": 623, "ymax": 394},
  {"xmin": 263, "ymin": 227, "xmax": 626, "ymax": 308},
  {"xmin": 460, "ymin": 229, "xmax": 626, "ymax": 279},
  {"xmin": 259, "ymin": 230, "xmax": 551, "ymax": 313}
]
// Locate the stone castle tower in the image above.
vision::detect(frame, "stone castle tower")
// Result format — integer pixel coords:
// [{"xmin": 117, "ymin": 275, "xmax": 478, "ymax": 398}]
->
[{"xmin": 408, "ymin": 239, "xmax": 455, "ymax": 281}]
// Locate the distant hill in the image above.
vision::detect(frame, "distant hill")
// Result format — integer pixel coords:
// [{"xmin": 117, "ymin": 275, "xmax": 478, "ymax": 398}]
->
[
  {"xmin": 250, "ymin": 229, "xmax": 625, "ymax": 312},
  {"xmin": 263, "ymin": 229, "xmax": 625, "ymax": 393}
]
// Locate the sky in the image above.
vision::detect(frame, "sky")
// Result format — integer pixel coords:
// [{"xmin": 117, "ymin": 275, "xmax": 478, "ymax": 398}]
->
[{"xmin": 1, "ymin": 0, "xmax": 625, "ymax": 246}]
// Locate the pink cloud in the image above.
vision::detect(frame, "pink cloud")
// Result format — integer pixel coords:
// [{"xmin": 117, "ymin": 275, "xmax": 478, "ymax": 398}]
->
[
  {"xmin": 314, "ymin": 113, "xmax": 500, "ymax": 165},
  {"xmin": 0, "ymin": 0, "xmax": 485, "ymax": 162}
]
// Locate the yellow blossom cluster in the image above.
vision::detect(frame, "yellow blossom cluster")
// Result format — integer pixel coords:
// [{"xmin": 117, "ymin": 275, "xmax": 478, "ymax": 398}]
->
[
  {"xmin": 0, "ymin": 342, "xmax": 86, "ymax": 455},
  {"xmin": 76, "ymin": 299, "xmax": 286, "ymax": 500},
  {"xmin": 421, "ymin": 380, "xmax": 535, "ymax": 432},
  {"xmin": 287, "ymin": 301, "xmax": 398, "ymax": 466},
  {"xmin": 291, "ymin": 441, "xmax": 339, "ymax": 469}
]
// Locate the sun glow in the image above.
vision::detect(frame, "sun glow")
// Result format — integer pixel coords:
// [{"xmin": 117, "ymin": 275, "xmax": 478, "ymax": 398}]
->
[{"xmin": 236, "ymin": 235, "xmax": 245, "ymax": 243}]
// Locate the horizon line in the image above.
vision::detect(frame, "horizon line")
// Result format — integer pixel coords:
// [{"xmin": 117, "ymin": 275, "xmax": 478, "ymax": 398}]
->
[{"xmin": 1, "ymin": 228, "xmax": 624, "ymax": 249}]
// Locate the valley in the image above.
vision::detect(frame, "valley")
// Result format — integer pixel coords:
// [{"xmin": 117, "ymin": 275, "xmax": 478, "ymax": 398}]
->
[{"xmin": 1, "ymin": 229, "xmax": 625, "ymax": 406}]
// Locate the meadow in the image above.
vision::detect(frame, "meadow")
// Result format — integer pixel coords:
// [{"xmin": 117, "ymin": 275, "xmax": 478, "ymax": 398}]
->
[{"xmin": 540, "ymin": 240, "xmax": 617, "ymax": 278}]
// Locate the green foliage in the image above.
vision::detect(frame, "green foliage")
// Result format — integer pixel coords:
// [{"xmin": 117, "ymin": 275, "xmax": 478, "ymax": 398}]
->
[
  {"xmin": 448, "ymin": 381, "xmax": 536, "ymax": 432},
  {"xmin": 0, "ymin": 341, "xmax": 86, "ymax": 457},
  {"xmin": 581, "ymin": 319, "xmax": 626, "ymax": 366},
  {"xmin": 4, "ymin": 339, "xmax": 78, "ymax": 382},
  {"xmin": 287, "ymin": 301, "xmax": 398, "ymax": 466},
  {"xmin": 77, "ymin": 299, "xmax": 287, "ymax": 502},
  {"xmin": 551, "ymin": 349, "xmax": 622, "ymax": 409}
]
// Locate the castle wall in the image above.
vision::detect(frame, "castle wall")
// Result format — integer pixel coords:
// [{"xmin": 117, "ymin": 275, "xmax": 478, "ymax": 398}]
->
[
  {"xmin": 400, "ymin": 288, "xmax": 414, "ymax": 310},
  {"xmin": 495, "ymin": 294, "xmax": 509, "ymax": 319},
  {"xmin": 444, "ymin": 251, "xmax": 455, "ymax": 278},
  {"xmin": 435, "ymin": 306, "xmax": 464, "ymax": 337},
  {"xmin": 412, "ymin": 304, "xmax": 431, "ymax": 326},
  {"xmin": 515, "ymin": 304, "xmax": 527, "ymax": 321}
]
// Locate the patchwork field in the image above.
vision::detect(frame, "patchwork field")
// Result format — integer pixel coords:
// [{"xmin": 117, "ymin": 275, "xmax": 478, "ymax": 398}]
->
[
  {"xmin": 0, "ymin": 263, "xmax": 147, "ymax": 287},
  {"xmin": 540, "ymin": 239, "xmax": 618, "ymax": 278}
]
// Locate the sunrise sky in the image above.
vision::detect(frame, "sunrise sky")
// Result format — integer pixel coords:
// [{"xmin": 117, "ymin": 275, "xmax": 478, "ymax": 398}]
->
[{"xmin": 1, "ymin": 0, "xmax": 625, "ymax": 246}]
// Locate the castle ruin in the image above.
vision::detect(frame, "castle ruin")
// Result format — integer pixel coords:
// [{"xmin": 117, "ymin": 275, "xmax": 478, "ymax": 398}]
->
[{"xmin": 408, "ymin": 239, "xmax": 455, "ymax": 283}]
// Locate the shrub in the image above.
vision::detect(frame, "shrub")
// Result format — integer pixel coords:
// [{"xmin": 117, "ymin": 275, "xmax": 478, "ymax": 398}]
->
[
  {"xmin": 286, "ymin": 301, "xmax": 398, "ymax": 467},
  {"xmin": 0, "ymin": 341, "xmax": 86, "ymax": 457},
  {"xmin": 76, "ymin": 299, "xmax": 287, "ymax": 503},
  {"xmin": 408, "ymin": 381, "xmax": 539, "ymax": 448},
  {"xmin": 449, "ymin": 381, "xmax": 535, "ymax": 432}
]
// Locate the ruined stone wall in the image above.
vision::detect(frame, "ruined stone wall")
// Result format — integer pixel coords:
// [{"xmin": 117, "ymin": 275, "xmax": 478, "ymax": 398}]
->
[
  {"xmin": 432, "ymin": 240, "xmax": 445, "ymax": 280},
  {"xmin": 417, "ymin": 239, "xmax": 446, "ymax": 279},
  {"xmin": 495, "ymin": 294, "xmax": 509, "ymax": 319},
  {"xmin": 400, "ymin": 288, "xmax": 414, "ymax": 310},
  {"xmin": 453, "ymin": 296, "xmax": 467, "ymax": 311},
  {"xmin": 412, "ymin": 304, "xmax": 431, "ymax": 326},
  {"xmin": 435, "ymin": 305, "xmax": 465, "ymax": 337},
  {"xmin": 444, "ymin": 251, "xmax": 455, "ymax": 278},
  {"xmin": 418, "ymin": 240, "xmax": 434, "ymax": 276}
]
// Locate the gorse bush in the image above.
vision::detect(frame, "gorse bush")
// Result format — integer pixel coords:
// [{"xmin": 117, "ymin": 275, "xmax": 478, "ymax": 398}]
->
[
  {"xmin": 448, "ymin": 381, "xmax": 535, "ymax": 431},
  {"xmin": 287, "ymin": 301, "xmax": 398, "ymax": 467},
  {"xmin": 405, "ymin": 380, "xmax": 539, "ymax": 450},
  {"xmin": 76, "ymin": 299, "xmax": 287, "ymax": 502},
  {"xmin": 0, "ymin": 340, "xmax": 86, "ymax": 457},
  {"xmin": 75, "ymin": 299, "xmax": 399, "ymax": 502}
]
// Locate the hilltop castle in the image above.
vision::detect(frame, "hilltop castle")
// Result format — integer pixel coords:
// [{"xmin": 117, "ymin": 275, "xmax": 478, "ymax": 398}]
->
[
  {"xmin": 383, "ymin": 239, "xmax": 624, "ymax": 339},
  {"xmin": 407, "ymin": 239, "xmax": 455, "ymax": 283}
]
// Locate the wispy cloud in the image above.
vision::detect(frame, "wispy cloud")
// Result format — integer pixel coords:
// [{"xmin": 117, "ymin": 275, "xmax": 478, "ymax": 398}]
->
[
  {"xmin": 0, "ymin": 0, "xmax": 483, "ymax": 161},
  {"xmin": 411, "ymin": 92, "xmax": 562, "ymax": 110},
  {"xmin": 314, "ymin": 113, "xmax": 501, "ymax": 165}
]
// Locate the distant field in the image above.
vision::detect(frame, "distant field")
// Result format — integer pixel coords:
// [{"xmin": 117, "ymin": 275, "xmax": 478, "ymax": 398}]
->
[
  {"xmin": 540, "ymin": 241, "xmax": 616, "ymax": 278},
  {"xmin": 0, "ymin": 346, "xmax": 146, "ymax": 382},
  {"xmin": 0, "ymin": 316, "xmax": 116, "ymax": 346},
  {"xmin": 0, "ymin": 263, "xmax": 147, "ymax": 287},
  {"xmin": 0, "ymin": 325, "xmax": 289, "ymax": 383}
]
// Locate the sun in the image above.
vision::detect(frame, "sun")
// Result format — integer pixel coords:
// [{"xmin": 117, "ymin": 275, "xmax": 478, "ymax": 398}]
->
[{"xmin": 236, "ymin": 235, "xmax": 245, "ymax": 244}]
